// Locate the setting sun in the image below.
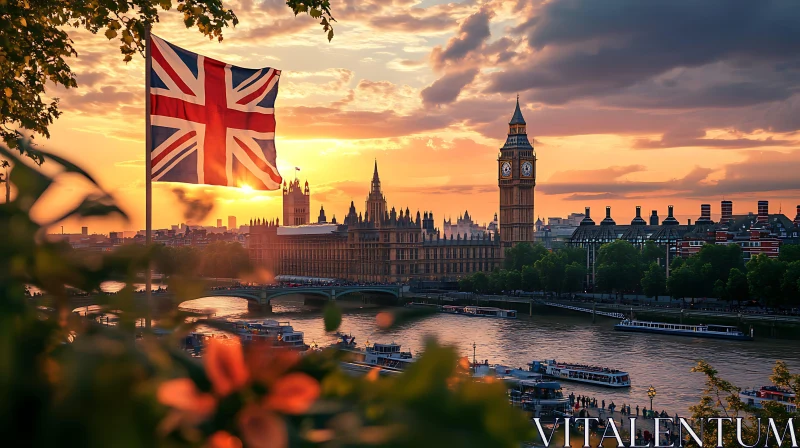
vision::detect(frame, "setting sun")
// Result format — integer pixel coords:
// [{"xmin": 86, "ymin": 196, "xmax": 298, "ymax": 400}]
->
[{"xmin": 240, "ymin": 184, "xmax": 254, "ymax": 193}]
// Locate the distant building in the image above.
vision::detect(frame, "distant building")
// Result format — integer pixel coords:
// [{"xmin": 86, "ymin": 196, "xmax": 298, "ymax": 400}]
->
[
  {"xmin": 283, "ymin": 178, "xmax": 310, "ymax": 226},
  {"xmin": 216, "ymin": 218, "xmax": 223, "ymax": 228},
  {"xmin": 569, "ymin": 201, "xmax": 800, "ymax": 287},
  {"xmin": 443, "ymin": 210, "xmax": 492, "ymax": 239},
  {"xmin": 228, "ymin": 216, "xmax": 237, "ymax": 231},
  {"xmin": 534, "ymin": 212, "xmax": 585, "ymax": 249},
  {"xmin": 249, "ymin": 161, "xmax": 502, "ymax": 283}
]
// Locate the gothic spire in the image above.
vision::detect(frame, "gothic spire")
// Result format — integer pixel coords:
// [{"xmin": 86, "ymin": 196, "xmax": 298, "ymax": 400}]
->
[
  {"xmin": 369, "ymin": 159, "xmax": 383, "ymax": 196},
  {"xmin": 509, "ymin": 94, "xmax": 526, "ymax": 125}
]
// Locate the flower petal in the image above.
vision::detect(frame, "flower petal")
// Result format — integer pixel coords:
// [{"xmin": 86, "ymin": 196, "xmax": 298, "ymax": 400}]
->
[
  {"xmin": 205, "ymin": 338, "xmax": 249, "ymax": 396},
  {"xmin": 206, "ymin": 431, "xmax": 243, "ymax": 448},
  {"xmin": 265, "ymin": 372, "xmax": 321, "ymax": 415},
  {"xmin": 238, "ymin": 405, "xmax": 288, "ymax": 448},
  {"xmin": 245, "ymin": 342, "xmax": 300, "ymax": 385},
  {"xmin": 157, "ymin": 378, "xmax": 217, "ymax": 417}
]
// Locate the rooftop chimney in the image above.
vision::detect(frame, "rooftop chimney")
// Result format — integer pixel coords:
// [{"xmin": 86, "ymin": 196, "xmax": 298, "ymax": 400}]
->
[
  {"xmin": 794, "ymin": 205, "xmax": 800, "ymax": 226},
  {"xmin": 695, "ymin": 203, "xmax": 713, "ymax": 225},
  {"xmin": 662, "ymin": 205, "xmax": 679, "ymax": 225},
  {"xmin": 721, "ymin": 200, "xmax": 733, "ymax": 226},
  {"xmin": 649, "ymin": 210, "xmax": 659, "ymax": 226},
  {"xmin": 631, "ymin": 206, "xmax": 647, "ymax": 225},
  {"xmin": 757, "ymin": 200, "xmax": 769, "ymax": 224},
  {"xmin": 600, "ymin": 206, "xmax": 616, "ymax": 226},
  {"xmin": 580, "ymin": 207, "xmax": 595, "ymax": 226}
]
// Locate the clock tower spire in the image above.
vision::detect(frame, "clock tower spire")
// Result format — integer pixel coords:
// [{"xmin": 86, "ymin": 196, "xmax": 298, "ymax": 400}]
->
[{"xmin": 498, "ymin": 96, "xmax": 536, "ymax": 249}]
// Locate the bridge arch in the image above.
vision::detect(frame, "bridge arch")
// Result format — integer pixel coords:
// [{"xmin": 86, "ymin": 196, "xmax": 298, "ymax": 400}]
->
[
  {"xmin": 335, "ymin": 287, "xmax": 400, "ymax": 299},
  {"xmin": 265, "ymin": 289, "xmax": 331, "ymax": 302}
]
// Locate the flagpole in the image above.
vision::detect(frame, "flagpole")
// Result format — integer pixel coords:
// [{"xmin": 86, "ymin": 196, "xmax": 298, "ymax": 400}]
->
[{"xmin": 144, "ymin": 23, "xmax": 153, "ymax": 330}]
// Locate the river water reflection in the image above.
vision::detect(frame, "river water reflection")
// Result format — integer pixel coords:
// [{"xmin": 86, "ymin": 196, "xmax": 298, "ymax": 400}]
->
[{"xmin": 180, "ymin": 295, "xmax": 800, "ymax": 417}]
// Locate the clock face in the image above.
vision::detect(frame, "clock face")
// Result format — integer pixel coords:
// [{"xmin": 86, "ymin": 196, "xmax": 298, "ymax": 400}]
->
[
  {"xmin": 521, "ymin": 161, "xmax": 533, "ymax": 177},
  {"xmin": 501, "ymin": 161, "xmax": 512, "ymax": 177}
]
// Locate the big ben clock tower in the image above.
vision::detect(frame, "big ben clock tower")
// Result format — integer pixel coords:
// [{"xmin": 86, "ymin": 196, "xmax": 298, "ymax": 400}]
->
[{"xmin": 498, "ymin": 96, "xmax": 536, "ymax": 249}]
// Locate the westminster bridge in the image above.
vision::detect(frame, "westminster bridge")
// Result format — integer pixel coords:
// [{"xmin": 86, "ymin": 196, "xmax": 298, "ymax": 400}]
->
[{"xmin": 38, "ymin": 285, "xmax": 403, "ymax": 313}]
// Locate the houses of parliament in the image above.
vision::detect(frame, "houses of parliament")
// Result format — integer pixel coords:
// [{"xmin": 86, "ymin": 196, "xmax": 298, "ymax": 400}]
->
[{"xmin": 248, "ymin": 99, "xmax": 536, "ymax": 282}]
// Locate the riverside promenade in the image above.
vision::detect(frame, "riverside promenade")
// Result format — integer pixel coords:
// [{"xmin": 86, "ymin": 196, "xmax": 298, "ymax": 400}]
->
[{"xmin": 403, "ymin": 291, "xmax": 800, "ymax": 339}]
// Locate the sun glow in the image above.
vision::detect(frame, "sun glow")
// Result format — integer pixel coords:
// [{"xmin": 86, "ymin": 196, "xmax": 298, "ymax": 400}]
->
[{"xmin": 240, "ymin": 184, "xmax": 254, "ymax": 192}]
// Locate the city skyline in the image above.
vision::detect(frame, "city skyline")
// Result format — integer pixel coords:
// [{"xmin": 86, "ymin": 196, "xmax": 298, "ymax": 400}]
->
[{"xmin": 24, "ymin": 0, "xmax": 800, "ymax": 233}]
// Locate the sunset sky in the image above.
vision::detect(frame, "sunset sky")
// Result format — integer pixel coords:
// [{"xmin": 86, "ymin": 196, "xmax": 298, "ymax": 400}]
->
[{"xmin": 37, "ymin": 0, "xmax": 800, "ymax": 233}]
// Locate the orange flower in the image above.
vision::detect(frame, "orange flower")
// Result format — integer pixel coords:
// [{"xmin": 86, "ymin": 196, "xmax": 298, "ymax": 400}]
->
[
  {"xmin": 205, "ymin": 338, "xmax": 249, "ymax": 397},
  {"xmin": 206, "ymin": 431, "xmax": 243, "ymax": 448},
  {"xmin": 157, "ymin": 378, "xmax": 217, "ymax": 418},
  {"xmin": 265, "ymin": 372, "xmax": 321, "ymax": 415},
  {"xmin": 238, "ymin": 404, "xmax": 288, "ymax": 448},
  {"xmin": 245, "ymin": 342, "xmax": 300, "ymax": 385}
]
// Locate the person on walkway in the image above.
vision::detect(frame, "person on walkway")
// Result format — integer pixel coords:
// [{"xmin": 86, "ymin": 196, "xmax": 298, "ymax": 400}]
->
[
  {"xmin": 636, "ymin": 405, "xmax": 640, "ymax": 416},
  {"xmin": 602, "ymin": 399, "xmax": 606, "ymax": 409}
]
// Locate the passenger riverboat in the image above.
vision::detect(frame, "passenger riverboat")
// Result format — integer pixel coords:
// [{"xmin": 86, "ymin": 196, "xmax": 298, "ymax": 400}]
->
[
  {"xmin": 614, "ymin": 319, "xmax": 753, "ymax": 341},
  {"xmin": 508, "ymin": 380, "xmax": 571, "ymax": 417},
  {"xmin": 532, "ymin": 359, "xmax": 631, "ymax": 388},
  {"xmin": 472, "ymin": 362, "xmax": 544, "ymax": 381},
  {"xmin": 742, "ymin": 386, "xmax": 797, "ymax": 412},
  {"xmin": 230, "ymin": 319, "xmax": 309, "ymax": 350},
  {"xmin": 440, "ymin": 305, "xmax": 517, "ymax": 319},
  {"xmin": 342, "ymin": 342, "xmax": 415, "ymax": 371}
]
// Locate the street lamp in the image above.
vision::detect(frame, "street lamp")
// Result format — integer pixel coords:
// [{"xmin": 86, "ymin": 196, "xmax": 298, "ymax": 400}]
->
[
  {"xmin": 648, "ymin": 385, "xmax": 657, "ymax": 413},
  {"xmin": 472, "ymin": 342, "xmax": 477, "ymax": 372}
]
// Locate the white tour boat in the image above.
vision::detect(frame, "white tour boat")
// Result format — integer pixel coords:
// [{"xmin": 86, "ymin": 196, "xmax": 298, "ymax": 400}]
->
[
  {"xmin": 614, "ymin": 319, "xmax": 753, "ymax": 341},
  {"xmin": 741, "ymin": 386, "xmax": 797, "ymax": 412},
  {"xmin": 440, "ymin": 305, "xmax": 517, "ymax": 319},
  {"xmin": 532, "ymin": 359, "xmax": 631, "ymax": 388},
  {"xmin": 230, "ymin": 319, "xmax": 309, "ymax": 351},
  {"xmin": 342, "ymin": 342, "xmax": 416, "ymax": 371}
]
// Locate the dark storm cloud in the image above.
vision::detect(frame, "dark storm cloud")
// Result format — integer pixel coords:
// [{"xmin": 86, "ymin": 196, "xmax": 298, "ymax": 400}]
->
[
  {"xmin": 433, "ymin": 8, "xmax": 494, "ymax": 66},
  {"xmin": 487, "ymin": 0, "xmax": 800, "ymax": 108},
  {"xmin": 421, "ymin": 69, "xmax": 480, "ymax": 106},
  {"xmin": 608, "ymin": 81, "xmax": 796, "ymax": 110}
]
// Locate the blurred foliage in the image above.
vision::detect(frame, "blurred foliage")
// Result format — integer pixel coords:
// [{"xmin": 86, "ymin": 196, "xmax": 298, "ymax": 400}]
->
[
  {"xmin": 0, "ymin": 0, "xmax": 334, "ymax": 159},
  {"xmin": 688, "ymin": 360, "xmax": 799, "ymax": 447},
  {"xmin": 0, "ymin": 144, "xmax": 534, "ymax": 447}
]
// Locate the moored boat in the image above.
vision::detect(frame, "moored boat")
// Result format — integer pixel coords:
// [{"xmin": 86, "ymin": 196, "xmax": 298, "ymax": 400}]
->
[
  {"xmin": 614, "ymin": 319, "xmax": 753, "ymax": 341},
  {"xmin": 229, "ymin": 319, "xmax": 309, "ymax": 350},
  {"xmin": 341, "ymin": 342, "xmax": 415, "ymax": 371},
  {"xmin": 532, "ymin": 359, "xmax": 631, "ymax": 388},
  {"xmin": 742, "ymin": 386, "xmax": 797, "ymax": 412},
  {"xmin": 508, "ymin": 380, "xmax": 572, "ymax": 417},
  {"xmin": 440, "ymin": 305, "xmax": 517, "ymax": 319}
]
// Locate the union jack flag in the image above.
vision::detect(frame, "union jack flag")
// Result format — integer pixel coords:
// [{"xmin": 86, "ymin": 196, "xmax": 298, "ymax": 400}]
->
[{"xmin": 148, "ymin": 34, "xmax": 282, "ymax": 190}]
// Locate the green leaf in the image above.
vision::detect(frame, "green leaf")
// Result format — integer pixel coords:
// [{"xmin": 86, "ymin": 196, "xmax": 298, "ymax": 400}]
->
[
  {"xmin": 35, "ymin": 148, "xmax": 100, "ymax": 185},
  {"xmin": 323, "ymin": 301, "xmax": 342, "ymax": 332}
]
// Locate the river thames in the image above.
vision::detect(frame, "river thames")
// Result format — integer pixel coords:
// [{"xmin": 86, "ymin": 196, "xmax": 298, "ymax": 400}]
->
[{"xmin": 179, "ymin": 295, "xmax": 800, "ymax": 417}]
